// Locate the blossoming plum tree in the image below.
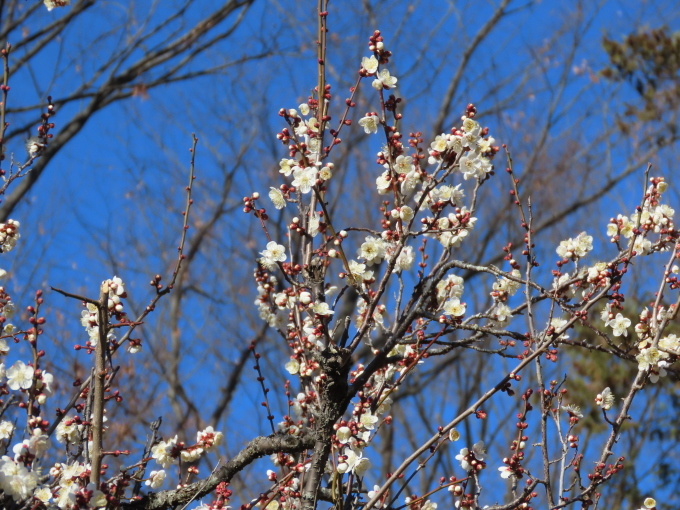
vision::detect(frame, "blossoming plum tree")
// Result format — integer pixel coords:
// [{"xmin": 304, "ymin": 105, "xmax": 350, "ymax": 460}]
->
[{"xmin": 0, "ymin": 2, "xmax": 674, "ymax": 510}]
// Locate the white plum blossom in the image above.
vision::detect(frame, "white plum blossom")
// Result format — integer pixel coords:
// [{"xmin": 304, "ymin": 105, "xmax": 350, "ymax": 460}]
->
[
  {"xmin": 436, "ymin": 274, "xmax": 464, "ymax": 304},
  {"xmin": 292, "ymin": 166, "xmax": 318, "ymax": 194},
  {"xmin": 336, "ymin": 426, "xmax": 352, "ymax": 444},
  {"xmin": 0, "ymin": 421, "xmax": 13, "ymax": 440},
  {"xmin": 12, "ymin": 430, "xmax": 50, "ymax": 461},
  {"xmin": 492, "ymin": 303, "xmax": 513, "ymax": 323},
  {"xmin": 462, "ymin": 117, "xmax": 481, "ymax": 136},
  {"xmin": 376, "ymin": 171, "xmax": 391, "ymax": 194},
  {"xmin": 393, "ymin": 205, "xmax": 414, "ymax": 222},
  {"xmin": 306, "ymin": 137, "xmax": 321, "ymax": 157},
  {"xmin": 416, "ymin": 184, "xmax": 465, "ymax": 208},
  {"xmin": 1, "ymin": 300, "xmax": 14, "ymax": 319},
  {"xmin": 428, "ymin": 209, "xmax": 477, "ymax": 249},
  {"xmin": 55, "ymin": 416, "xmax": 83, "ymax": 445},
  {"xmin": 367, "ymin": 485, "xmax": 383, "ymax": 509},
  {"xmin": 359, "ymin": 236, "xmax": 386, "ymax": 265},
  {"xmin": 105, "ymin": 275, "xmax": 126, "ymax": 313},
  {"xmin": 400, "ymin": 167, "xmax": 421, "ymax": 194},
  {"xmin": 311, "ymin": 302, "xmax": 334, "ymax": 316},
  {"xmin": 372, "ymin": 68, "xmax": 397, "ymax": 90},
  {"xmin": 80, "ymin": 302, "xmax": 100, "ymax": 342},
  {"xmin": 447, "ymin": 134, "xmax": 464, "ymax": 154},
  {"xmin": 442, "ymin": 298, "xmax": 466, "ymax": 317},
  {"xmin": 24, "ymin": 135, "xmax": 45, "ymax": 153},
  {"xmin": 585, "ymin": 262, "xmax": 610, "ymax": 287},
  {"xmin": 146, "ymin": 470, "xmax": 166, "ymax": 489},
  {"xmin": 636, "ymin": 347, "xmax": 669, "ymax": 383},
  {"xmin": 299, "ymin": 103, "xmax": 310, "ymax": 116},
  {"xmin": 34, "ymin": 487, "xmax": 51, "ymax": 503},
  {"xmin": 347, "ymin": 260, "xmax": 371, "ymax": 283},
  {"xmin": 36, "ymin": 370, "xmax": 54, "ymax": 397},
  {"xmin": 492, "ymin": 270, "xmax": 522, "ymax": 299},
  {"xmin": 0, "ymin": 220, "xmax": 20, "ymax": 253},
  {"xmin": 279, "ymin": 158, "xmax": 296, "ymax": 177},
  {"xmin": 478, "ymin": 135, "xmax": 496, "ymax": 154},
  {"xmin": 108, "ymin": 275, "xmax": 125, "ymax": 296},
  {"xmin": 607, "ymin": 214, "xmax": 634, "ymax": 239},
  {"xmin": 6, "ymin": 361, "xmax": 34, "ymax": 391},
  {"xmin": 308, "ymin": 211, "xmax": 321, "ymax": 238},
  {"xmin": 556, "ymin": 232, "xmax": 593, "ymax": 260},
  {"xmin": 561, "ymin": 404, "xmax": 583, "ymax": 418},
  {"xmin": 181, "ymin": 448, "xmax": 202, "ymax": 463},
  {"xmin": 361, "ymin": 55, "xmax": 379, "ymax": 74},
  {"xmin": 337, "ymin": 447, "xmax": 370, "ymax": 475},
  {"xmin": 595, "ymin": 387, "xmax": 615, "ymax": 410},
  {"xmin": 305, "ymin": 117, "xmax": 320, "ymax": 133},
  {"xmin": 358, "ymin": 114, "xmax": 379, "ymax": 134},
  {"xmin": 151, "ymin": 436, "xmax": 179, "ymax": 469},
  {"xmin": 449, "ymin": 428, "xmax": 460, "ymax": 441},
  {"xmin": 659, "ymin": 334, "xmax": 680, "ymax": 354},
  {"xmin": 28, "ymin": 429, "xmax": 50, "ymax": 456},
  {"xmin": 376, "ymin": 396, "xmax": 392, "ymax": 416},
  {"xmin": 552, "ymin": 273, "xmax": 572, "ymax": 295},
  {"xmin": 59, "ymin": 462, "xmax": 87, "ymax": 486},
  {"xmin": 610, "ymin": 313, "xmax": 631, "ymax": 337},
  {"xmin": 456, "ymin": 441, "xmax": 485, "ymax": 471},
  {"xmin": 319, "ymin": 164, "xmax": 333, "ymax": 181},
  {"xmin": 269, "ymin": 188, "xmax": 286, "ymax": 209},
  {"xmin": 458, "ymin": 153, "xmax": 492, "ymax": 180},
  {"xmin": 197, "ymin": 426, "xmax": 224, "ymax": 452},
  {"xmin": 638, "ymin": 497, "xmax": 656, "ymax": 510},
  {"xmin": 260, "ymin": 241, "xmax": 286, "ymax": 269},
  {"xmin": 650, "ymin": 204, "xmax": 675, "ymax": 231},
  {"xmin": 44, "ymin": 0, "xmax": 71, "ymax": 11},
  {"xmin": 632, "ymin": 235, "xmax": 652, "ymax": 256},
  {"xmin": 56, "ymin": 482, "xmax": 78, "ymax": 509},
  {"xmin": 472, "ymin": 441, "xmax": 486, "ymax": 458},
  {"xmin": 393, "ymin": 155, "xmax": 414, "ymax": 174},
  {"xmin": 285, "ymin": 358, "xmax": 300, "ymax": 375},
  {"xmin": 550, "ymin": 317, "xmax": 569, "ymax": 340},
  {"xmin": 430, "ymin": 135, "xmax": 448, "ymax": 152},
  {"xmin": 266, "ymin": 287, "xmax": 287, "ymax": 309},
  {"xmin": 393, "ymin": 246, "xmax": 414, "ymax": 273},
  {"xmin": 359, "ymin": 412, "xmax": 379, "ymax": 430},
  {"xmin": 0, "ymin": 455, "xmax": 38, "ymax": 501},
  {"xmin": 421, "ymin": 500, "xmax": 437, "ymax": 510},
  {"xmin": 498, "ymin": 465, "xmax": 513, "ymax": 479}
]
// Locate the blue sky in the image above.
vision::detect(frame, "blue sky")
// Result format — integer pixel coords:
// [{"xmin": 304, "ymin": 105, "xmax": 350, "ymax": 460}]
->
[{"xmin": 1, "ymin": 0, "xmax": 679, "ymax": 506}]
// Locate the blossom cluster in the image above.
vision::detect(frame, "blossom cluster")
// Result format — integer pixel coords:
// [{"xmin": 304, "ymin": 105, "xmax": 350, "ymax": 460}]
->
[
  {"xmin": 556, "ymin": 231, "xmax": 593, "ymax": 261},
  {"xmin": 357, "ymin": 234, "xmax": 414, "ymax": 273},
  {"xmin": 151, "ymin": 426, "xmax": 224, "ymax": 469},
  {"xmin": 0, "ymin": 219, "xmax": 20, "ymax": 253},
  {"xmin": 485, "ymin": 268, "xmax": 523, "ymax": 325},
  {"xmin": 427, "ymin": 117, "xmax": 495, "ymax": 180},
  {"xmin": 634, "ymin": 307, "xmax": 679, "ymax": 383},
  {"xmin": 80, "ymin": 276, "xmax": 131, "ymax": 350},
  {"xmin": 236, "ymin": 25, "xmax": 680, "ymax": 510},
  {"xmin": 44, "ymin": 0, "xmax": 71, "ymax": 10},
  {"xmin": 607, "ymin": 177, "xmax": 675, "ymax": 255},
  {"xmin": 455, "ymin": 440, "xmax": 486, "ymax": 472}
]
